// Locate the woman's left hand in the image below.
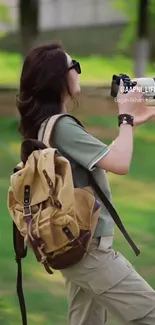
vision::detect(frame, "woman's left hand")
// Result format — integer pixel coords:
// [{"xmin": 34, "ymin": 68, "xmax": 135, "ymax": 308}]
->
[{"xmin": 133, "ymin": 100, "xmax": 155, "ymax": 125}]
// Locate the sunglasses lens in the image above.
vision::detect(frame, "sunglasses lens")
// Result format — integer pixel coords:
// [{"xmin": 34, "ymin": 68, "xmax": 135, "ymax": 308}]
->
[
  {"xmin": 74, "ymin": 62, "xmax": 81, "ymax": 74},
  {"xmin": 69, "ymin": 60, "xmax": 81, "ymax": 74}
]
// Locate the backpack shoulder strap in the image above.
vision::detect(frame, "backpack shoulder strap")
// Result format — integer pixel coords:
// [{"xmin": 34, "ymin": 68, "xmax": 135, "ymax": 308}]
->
[
  {"xmin": 12, "ymin": 163, "xmax": 28, "ymax": 325},
  {"xmin": 13, "ymin": 223, "xmax": 28, "ymax": 325},
  {"xmin": 42, "ymin": 114, "xmax": 84, "ymax": 147}
]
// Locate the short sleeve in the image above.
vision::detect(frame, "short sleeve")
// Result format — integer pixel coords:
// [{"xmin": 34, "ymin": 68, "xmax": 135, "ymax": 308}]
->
[{"xmin": 52, "ymin": 117, "xmax": 111, "ymax": 171}]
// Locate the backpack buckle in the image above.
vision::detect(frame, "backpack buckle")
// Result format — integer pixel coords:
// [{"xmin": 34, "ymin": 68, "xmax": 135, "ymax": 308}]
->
[
  {"xmin": 23, "ymin": 205, "xmax": 32, "ymax": 217},
  {"xmin": 24, "ymin": 185, "xmax": 32, "ymax": 218},
  {"xmin": 62, "ymin": 226, "xmax": 81, "ymax": 248},
  {"xmin": 70, "ymin": 238, "xmax": 81, "ymax": 248}
]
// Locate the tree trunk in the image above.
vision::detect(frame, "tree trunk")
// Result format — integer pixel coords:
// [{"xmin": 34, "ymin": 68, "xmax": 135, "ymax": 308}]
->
[
  {"xmin": 18, "ymin": 0, "xmax": 39, "ymax": 57},
  {"xmin": 134, "ymin": 0, "xmax": 149, "ymax": 77}
]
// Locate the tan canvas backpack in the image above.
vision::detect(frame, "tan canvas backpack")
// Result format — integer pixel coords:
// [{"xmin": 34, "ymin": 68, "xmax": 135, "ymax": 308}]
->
[{"xmin": 7, "ymin": 114, "xmax": 140, "ymax": 325}]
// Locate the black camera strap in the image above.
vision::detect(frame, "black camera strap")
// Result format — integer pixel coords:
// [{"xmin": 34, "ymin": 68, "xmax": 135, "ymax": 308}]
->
[{"xmin": 89, "ymin": 172, "xmax": 140, "ymax": 256}]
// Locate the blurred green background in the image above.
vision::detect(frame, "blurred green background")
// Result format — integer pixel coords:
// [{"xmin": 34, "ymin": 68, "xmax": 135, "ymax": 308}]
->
[{"xmin": 0, "ymin": 0, "xmax": 155, "ymax": 325}]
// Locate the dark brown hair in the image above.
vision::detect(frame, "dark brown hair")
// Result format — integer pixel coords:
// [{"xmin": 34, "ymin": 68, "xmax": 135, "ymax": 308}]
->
[{"xmin": 17, "ymin": 41, "xmax": 71, "ymax": 139}]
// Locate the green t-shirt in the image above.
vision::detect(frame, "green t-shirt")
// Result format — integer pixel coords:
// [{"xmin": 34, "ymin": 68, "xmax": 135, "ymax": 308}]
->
[{"xmin": 39, "ymin": 116, "xmax": 114, "ymax": 237}]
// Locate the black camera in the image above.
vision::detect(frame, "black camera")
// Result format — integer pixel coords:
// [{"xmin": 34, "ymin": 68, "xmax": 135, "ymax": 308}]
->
[
  {"xmin": 110, "ymin": 74, "xmax": 137, "ymax": 98},
  {"xmin": 110, "ymin": 73, "xmax": 155, "ymax": 100}
]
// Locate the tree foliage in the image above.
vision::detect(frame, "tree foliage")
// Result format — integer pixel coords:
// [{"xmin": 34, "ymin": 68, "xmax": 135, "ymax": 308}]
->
[
  {"xmin": 113, "ymin": 0, "xmax": 155, "ymax": 51},
  {"xmin": 19, "ymin": 0, "xmax": 39, "ymax": 56},
  {"xmin": 0, "ymin": 3, "xmax": 11, "ymax": 23},
  {"xmin": 0, "ymin": 2, "xmax": 12, "ymax": 37}
]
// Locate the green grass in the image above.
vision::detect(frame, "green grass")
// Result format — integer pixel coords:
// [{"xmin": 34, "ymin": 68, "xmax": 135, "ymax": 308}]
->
[
  {"xmin": 0, "ymin": 51, "xmax": 155, "ymax": 86},
  {"xmin": 0, "ymin": 116, "xmax": 155, "ymax": 325}
]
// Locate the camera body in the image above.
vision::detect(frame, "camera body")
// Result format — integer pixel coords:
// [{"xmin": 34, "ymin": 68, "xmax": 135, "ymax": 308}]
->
[{"xmin": 110, "ymin": 74, "xmax": 155, "ymax": 100}]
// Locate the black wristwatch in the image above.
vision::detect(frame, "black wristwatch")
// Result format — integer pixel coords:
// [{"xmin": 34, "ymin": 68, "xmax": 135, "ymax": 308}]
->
[{"xmin": 118, "ymin": 114, "xmax": 134, "ymax": 127}]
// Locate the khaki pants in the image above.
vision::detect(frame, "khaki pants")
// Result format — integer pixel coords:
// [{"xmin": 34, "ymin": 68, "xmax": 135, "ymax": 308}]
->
[{"xmin": 61, "ymin": 237, "xmax": 155, "ymax": 325}]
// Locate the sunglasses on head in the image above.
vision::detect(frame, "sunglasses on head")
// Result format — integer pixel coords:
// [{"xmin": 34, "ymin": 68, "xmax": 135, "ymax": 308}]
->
[{"xmin": 68, "ymin": 59, "xmax": 81, "ymax": 74}]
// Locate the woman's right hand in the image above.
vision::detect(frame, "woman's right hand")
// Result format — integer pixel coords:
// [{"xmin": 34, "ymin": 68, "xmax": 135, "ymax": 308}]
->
[
  {"xmin": 116, "ymin": 79, "xmax": 143, "ymax": 116},
  {"xmin": 116, "ymin": 80, "xmax": 155, "ymax": 125}
]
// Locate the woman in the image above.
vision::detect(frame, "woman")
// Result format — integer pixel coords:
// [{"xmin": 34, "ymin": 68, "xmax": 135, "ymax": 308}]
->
[{"xmin": 17, "ymin": 41, "xmax": 155, "ymax": 325}]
